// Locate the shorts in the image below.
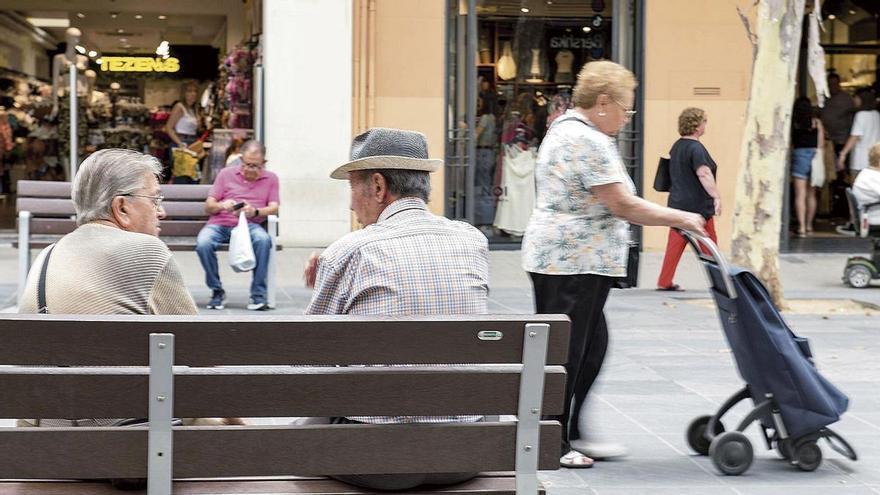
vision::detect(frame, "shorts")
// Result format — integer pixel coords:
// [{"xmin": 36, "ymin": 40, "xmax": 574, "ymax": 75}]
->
[{"xmin": 791, "ymin": 147, "xmax": 816, "ymax": 180}]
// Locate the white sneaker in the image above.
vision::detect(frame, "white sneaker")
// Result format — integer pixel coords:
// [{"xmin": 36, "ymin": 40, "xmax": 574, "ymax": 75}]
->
[{"xmin": 569, "ymin": 440, "xmax": 629, "ymax": 460}]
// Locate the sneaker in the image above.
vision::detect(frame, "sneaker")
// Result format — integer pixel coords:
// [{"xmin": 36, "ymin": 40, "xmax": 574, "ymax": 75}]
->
[
  {"xmin": 569, "ymin": 440, "xmax": 629, "ymax": 460},
  {"xmin": 247, "ymin": 297, "xmax": 269, "ymax": 311},
  {"xmin": 206, "ymin": 290, "xmax": 226, "ymax": 310}
]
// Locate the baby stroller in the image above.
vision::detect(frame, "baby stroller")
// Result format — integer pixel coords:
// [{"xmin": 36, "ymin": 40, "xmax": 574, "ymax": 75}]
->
[{"xmin": 678, "ymin": 230, "xmax": 857, "ymax": 475}]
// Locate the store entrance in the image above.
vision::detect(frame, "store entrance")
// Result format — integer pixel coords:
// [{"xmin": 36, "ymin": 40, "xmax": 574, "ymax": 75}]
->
[
  {"xmin": 0, "ymin": 3, "xmax": 257, "ymax": 232},
  {"xmin": 445, "ymin": 0, "xmax": 644, "ymax": 257},
  {"xmin": 786, "ymin": 0, "xmax": 880, "ymax": 253}
]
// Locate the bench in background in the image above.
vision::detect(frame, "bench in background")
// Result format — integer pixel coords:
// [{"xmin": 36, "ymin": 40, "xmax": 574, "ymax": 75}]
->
[{"xmin": 15, "ymin": 180, "xmax": 281, "ymax": 308}]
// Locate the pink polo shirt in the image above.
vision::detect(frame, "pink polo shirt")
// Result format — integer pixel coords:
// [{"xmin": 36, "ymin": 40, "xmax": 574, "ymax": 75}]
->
[{"xmin": 207, "ymin": 165, "xmax": 280, "ymax": 227}]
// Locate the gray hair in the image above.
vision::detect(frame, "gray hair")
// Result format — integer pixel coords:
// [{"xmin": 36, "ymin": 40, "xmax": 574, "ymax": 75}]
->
[
  {"xmin": 72, "ymin": 148, "xmax": 162, "ymax": 225},
  {"xmin": 240, "ymin": 140, "xmax": 265, "ymax": 156},
  {"xmin": 355, "ymin": 169, "xmax": 431, "ymax": 202}
]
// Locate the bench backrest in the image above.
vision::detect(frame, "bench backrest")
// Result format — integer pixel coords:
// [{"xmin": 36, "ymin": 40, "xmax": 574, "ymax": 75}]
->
[
  {"xmin": 0, "ymin": 314, "xmax": 569, "ymax": 479},
  {"xmin": 16, "ymin": 180, "xmax": 213, "ymax": 237}
]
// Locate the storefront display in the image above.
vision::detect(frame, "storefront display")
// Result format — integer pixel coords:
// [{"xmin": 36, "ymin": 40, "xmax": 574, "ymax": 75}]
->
[{"xmin": 453, "ymin": 4, "xmax": 613, "ymax": 241}]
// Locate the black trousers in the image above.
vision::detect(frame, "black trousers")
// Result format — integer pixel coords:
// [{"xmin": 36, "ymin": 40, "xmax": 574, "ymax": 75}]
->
[{"xmin": 529, "ymin": 272, "xmax": 614, "ymax": 452}]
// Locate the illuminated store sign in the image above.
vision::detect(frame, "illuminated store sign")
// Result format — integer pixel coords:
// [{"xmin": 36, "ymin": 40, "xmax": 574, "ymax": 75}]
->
[{"xmin": 100, "ymin": 57, "xmax": 180, "ymax": 73}]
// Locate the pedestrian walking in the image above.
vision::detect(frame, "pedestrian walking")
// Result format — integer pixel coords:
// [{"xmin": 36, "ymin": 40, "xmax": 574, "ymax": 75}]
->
[{"xmin": 521, "ymin": 61, "xmax": 707, "ymax": 468}]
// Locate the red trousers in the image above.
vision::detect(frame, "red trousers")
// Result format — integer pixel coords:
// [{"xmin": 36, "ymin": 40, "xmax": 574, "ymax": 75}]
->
[{"xmin": 657, "ymin": 217, "xmax": 717, "ymax": 288}]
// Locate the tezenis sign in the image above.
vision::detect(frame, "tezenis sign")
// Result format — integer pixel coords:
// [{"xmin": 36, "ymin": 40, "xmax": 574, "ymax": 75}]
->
[{"xmin": 100, "ymin": 57, "xmax": 181, "ymax": 73}]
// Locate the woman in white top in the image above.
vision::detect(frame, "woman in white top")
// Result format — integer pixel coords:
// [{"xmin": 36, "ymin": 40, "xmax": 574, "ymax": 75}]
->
[
  {"xmin": 837, "ymin": 87, "xmax": 880, "ymax": 174},
  {"xmin": 852, "ymin": 143, "xmax": 880, "ymax": 225},
  {"xmin": 165, "ymin": 81, "xmax": 202, "ymax": 184}
]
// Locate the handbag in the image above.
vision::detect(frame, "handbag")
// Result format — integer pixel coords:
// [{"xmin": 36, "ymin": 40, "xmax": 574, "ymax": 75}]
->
[
  {"xmin": 37, "ymin": 244, "xmax": 57, "ymax": 314},
  {"xmin": 172, "ymin": 147, "xmax": 200, "ymax": 180},
  {"xmin": 653, "ymin": 156, "xmax": 671, "ymax": 192},
  {"xmin": 228, "ymin": 211, "xmax": 257, "ymax": 273}
]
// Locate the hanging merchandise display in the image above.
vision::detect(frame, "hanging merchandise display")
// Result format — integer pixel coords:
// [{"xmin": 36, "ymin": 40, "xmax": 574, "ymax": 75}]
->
[
  {"xmin": 554, "ymin": 50, "xmax": 575, "ymax": 83},
  {"xmin": 493, "ymin": 143, "xmax": 537, "ymax": 236},
  {"xmin": 224, "ymin": 45, "xmax": 255, "ymax": 129},
  {"xmin": 497, "ymin": 41, "xmax": 517, "ymax": 80}
]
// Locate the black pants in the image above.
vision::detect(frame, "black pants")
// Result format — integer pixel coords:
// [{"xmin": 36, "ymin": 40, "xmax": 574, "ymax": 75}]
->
[{"xmin": 529, "ymin": 272, "xmax": 614, "ymax": 452}]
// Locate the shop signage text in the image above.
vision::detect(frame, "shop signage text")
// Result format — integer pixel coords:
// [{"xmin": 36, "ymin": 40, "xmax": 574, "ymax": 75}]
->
[
  {"xmin": 550, "ymin": 35, "xmax": 603, "ymax": 50},
  {"xmin": 100, "ymin": 57, "xmax": 181, "ymax": 73}
]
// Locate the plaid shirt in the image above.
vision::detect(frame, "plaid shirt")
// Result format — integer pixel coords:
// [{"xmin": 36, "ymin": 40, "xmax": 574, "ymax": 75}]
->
[{"xmin": 306, "ymin": 197, "xmax": 490, "ymax": 424}]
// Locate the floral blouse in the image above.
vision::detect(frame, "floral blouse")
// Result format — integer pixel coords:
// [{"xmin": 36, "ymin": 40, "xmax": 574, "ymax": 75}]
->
[{"xmin": 521, "ymin": 109, "xmax": 635, "ymax": 277}]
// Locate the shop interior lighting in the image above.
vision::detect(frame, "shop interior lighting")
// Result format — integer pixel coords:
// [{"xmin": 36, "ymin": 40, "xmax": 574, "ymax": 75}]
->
[
  {"xmin": 521, "ymin": 7, "xmax": 530, "ymax": 13},
  {"xmin": 849, "ymin": 9, "xmax": 856, "ymax": 15},
  {"xmin": 88, "ymin": 50, "xmax": 97, "ymax": 57},
  {"xmin": 96, "ymin": 58, "xmax": 102, "ymax": 64},
  {"xmin": 828, "ymin": 14, "xmax": 836, "ymax": 19},
  {"xmin": 76, "ymin": 12, "xmax": 85, "ymax": 19},
  {"xmin": 582, "ymin": 26, "xmax": 592, "ymax": 32},
  {"xmin": 158, "ymin": 15, "xmax": 167, "ymax": 20},
  {"xmin": 119, "ymin": 38, "xmax": 128, "ymax": 43},
  {"xmin": 26, "ymin": 17, "xmax": 70, "ymax": 27},
  {"xmin": 75, "ymin": 45, "xmax": 86, "ymax": 54},
  {"xmin": 134, "ymin": 14, "xmax": 143, "ymax": 20},
  {"xmin": 117, "ymin": 28, "xmax": 125, "ymax": 33},
  {"xmin": 110, "ymin": 12, "xmax": 119, "ymax": 19}
]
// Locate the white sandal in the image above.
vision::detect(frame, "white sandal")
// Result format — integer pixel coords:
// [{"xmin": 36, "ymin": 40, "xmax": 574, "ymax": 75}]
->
[{"xmin": 560, "ymin": 449, "xmax": 594, "ymax": 469}]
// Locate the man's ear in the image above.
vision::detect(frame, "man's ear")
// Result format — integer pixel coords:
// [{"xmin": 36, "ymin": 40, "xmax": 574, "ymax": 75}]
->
[
  {"xmin": 110, "ymin": 196, "xmax": 129, "ymax": 228},
  {"xmin": 371, "ymin": 172, "xmax": 388, "ymax": 202}
]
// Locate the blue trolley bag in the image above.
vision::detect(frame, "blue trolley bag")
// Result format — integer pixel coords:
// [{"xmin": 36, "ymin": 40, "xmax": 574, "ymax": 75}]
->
[{"xmin": 710, "ymin": 266, "xmax": 849, "ymax": 438}]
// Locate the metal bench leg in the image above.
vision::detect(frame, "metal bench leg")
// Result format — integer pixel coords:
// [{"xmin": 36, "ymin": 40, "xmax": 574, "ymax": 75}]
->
[
  {"xmin": 267, "ymin": 215, "xmax": 279, "ymax": 309},
  {"xmin": 17, "ymin": 211, "xmax": 31, "ymax": 307},
  {"xmin": 148, "ymin": 334, "xmax": 175, "ymax": 495},
  {"xmin": 516, "ymin": 323, "xmax": 550, "ymax": 495}
]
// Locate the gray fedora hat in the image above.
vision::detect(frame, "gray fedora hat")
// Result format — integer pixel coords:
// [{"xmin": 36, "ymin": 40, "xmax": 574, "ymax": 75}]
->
[{"xmin": 330, "ymin": 127, "xmax": 443, "ymax": 180}]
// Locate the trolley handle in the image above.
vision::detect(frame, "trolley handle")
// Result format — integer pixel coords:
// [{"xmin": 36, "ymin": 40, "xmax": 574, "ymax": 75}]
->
[{"xmin": 675, "ymin": 229, "xmax": 738, "ymax": 299}]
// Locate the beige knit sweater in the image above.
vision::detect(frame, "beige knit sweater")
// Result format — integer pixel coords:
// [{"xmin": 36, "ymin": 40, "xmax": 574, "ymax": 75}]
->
[{"xmin": 19, "ymin": 223, "xmax": 197, "ymax": 315}]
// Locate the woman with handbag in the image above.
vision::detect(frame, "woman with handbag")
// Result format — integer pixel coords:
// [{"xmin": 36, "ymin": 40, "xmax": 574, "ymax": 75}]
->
[
  {"xmin": 790, "ymin": 97, "xmax": 825, "ymax": 237},
  {"xmin": 656, "ymin": 107, "xmax": 720, "ymax": 291},
  {"xmin": 165, "ymin": 81, "xmax": 204, "ymax": 184}
]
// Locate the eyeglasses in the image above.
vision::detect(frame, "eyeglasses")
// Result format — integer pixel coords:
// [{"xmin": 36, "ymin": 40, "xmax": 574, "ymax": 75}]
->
[
  {"xmin": 612, "ymin": 99, "xmax": 637, "ymax": 118},
  {"xmin": 120, "ymin": 193, "xmax": 164, "ymax": 209},
  {"xmin": 242, "ymin": 160, "xmax": 265, "ymax": 169}
]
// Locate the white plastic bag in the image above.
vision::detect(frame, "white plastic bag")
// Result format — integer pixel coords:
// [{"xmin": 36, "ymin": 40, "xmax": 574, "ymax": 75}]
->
[{"xmin": 228, "ymin": 211, "xmax": 256, "ymax": 273}]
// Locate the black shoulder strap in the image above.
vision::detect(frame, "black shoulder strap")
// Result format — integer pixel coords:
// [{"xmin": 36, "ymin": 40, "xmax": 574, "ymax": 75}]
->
[
  {"xmin": 556, "ymin": 116, "xmax": 587, "ymax": 126},
  {"xmin": 37, "ymin": 244, "xmax": 56, "ymax": 314}
]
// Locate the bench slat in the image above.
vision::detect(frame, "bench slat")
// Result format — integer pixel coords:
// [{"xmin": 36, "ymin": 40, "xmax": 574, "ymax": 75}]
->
[
  {"xmin": 28, "ymin": 219, "xmax": 77, "ymax": 236},
  {"xmin": 0, "ymin": 366, "xmax": 566, "ymax": 417},
  {"xmin": 15, "ymin": 181, "xmax": 71, "ymax": 199},
  {"xmin": 0, "ymin": 422, "xmax": 561, "ymax": 478},
  {"xmin": 0, "ymin": 475, "xmax": 537, "ymax": 494},
  {"xmin": 16, "ymin": 198, "xmax": 75, "ymax": 216},
  {"xmin": 0, "ymin": 315, "xmax": 570, "ymax": 366},
  {"xmin": 160, "ymin": 184, "xmax": 210, "ymax": 201}
]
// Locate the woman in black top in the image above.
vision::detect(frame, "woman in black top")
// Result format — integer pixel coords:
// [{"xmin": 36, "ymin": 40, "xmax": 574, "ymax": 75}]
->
[
  {"xmin": 657, "ymin": 107, "xmax": 721, "ymax": 290},
  {"xmin": 790, "ymin": 96, "xmax": 824, "ymax": 237}
]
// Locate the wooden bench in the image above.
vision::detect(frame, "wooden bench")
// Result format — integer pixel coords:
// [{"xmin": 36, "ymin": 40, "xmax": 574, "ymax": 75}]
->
[
  {"xmin": 0, "ymin": 314, "xmax": 569, "ymax": 494},
  {"xmin": 14, "ymin": 180, "xmax": 281, "ymax": 308}
]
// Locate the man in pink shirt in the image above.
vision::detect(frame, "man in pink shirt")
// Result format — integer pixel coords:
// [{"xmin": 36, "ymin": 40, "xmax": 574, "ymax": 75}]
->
[{"xmin": 196, "ymin": 140, "xmax": 280, "ymax": 310}]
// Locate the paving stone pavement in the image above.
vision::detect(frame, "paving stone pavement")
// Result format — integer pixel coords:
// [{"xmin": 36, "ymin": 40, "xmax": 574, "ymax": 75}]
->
[{"xmin": 0, "ymin": 244, "xmax": 877, "ymax": 493}]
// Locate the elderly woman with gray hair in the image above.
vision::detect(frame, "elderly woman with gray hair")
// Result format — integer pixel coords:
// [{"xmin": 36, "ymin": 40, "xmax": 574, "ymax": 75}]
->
[
  {"xmin": 19, "ymin": 148, "xmax": 197, "ymax": 315},
  {"xmin": 521, "ymin": 61, "xmax": 706, "ymax": 468}
]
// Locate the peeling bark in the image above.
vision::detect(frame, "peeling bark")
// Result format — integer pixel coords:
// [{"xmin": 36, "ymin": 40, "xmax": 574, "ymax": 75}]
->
[{"xmin": 731, "ymin": 0, "xmax": 806, "ymax": 307}]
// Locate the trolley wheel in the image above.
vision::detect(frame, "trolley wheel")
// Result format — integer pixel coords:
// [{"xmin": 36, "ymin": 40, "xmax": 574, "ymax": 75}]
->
[
  {"xmin": 793, "ymin": 441, "xmax": 823, "ymax": 472},
  {"xmin": 687, "ymin": 415, "xmax": 725, "ymax": 456},
  {"xmin": 709, "ymin": 431, "xmax": 754, "ymax": 476},
  {"xmin": 845, "ymin": 264, "xmax": 873, "ymax": 288}
]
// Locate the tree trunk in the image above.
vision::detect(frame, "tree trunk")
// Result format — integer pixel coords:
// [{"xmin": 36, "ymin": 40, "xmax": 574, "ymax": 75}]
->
[{"xmin": 731, "ymin": 0, "xmax": 806, "ymax": 306}]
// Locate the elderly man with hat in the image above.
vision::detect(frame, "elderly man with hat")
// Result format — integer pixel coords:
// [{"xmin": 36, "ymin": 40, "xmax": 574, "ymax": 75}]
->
[{"xmin": 303, "ymin": 128, "xmax": 489, "ymax": 490}]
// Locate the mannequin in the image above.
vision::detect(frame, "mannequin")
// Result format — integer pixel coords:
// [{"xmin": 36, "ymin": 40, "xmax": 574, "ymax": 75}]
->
[
  {"xmin": 526, "ymin": 48, "xmax": 543, "ymax": 83},
  {"xmin": 554, "ymin": 50, "xmax": 575, "ymax": 83}
]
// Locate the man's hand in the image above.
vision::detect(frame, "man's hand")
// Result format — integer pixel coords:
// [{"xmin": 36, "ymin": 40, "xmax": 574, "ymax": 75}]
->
[
  {"xmin": 837, "ymin": 155, "xmax": 847, "ymax": 171},
  {"xmin": 674, "ymin": 212, "xmax": 708, "ymax": 237},
  {"xmin": 220, "ymin": 199, "xmax": 237, "ymax": 212},
  {"xmin": 242, "ymin": 202, "xmax": 257, "ymax": 218},
  {"xmin": 713, "ymin": 198, "xmax": 722, "ymax": 217},
  {"xmin": 303, "ymin": 252, "xmax": 320, "ymax": 289}
]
